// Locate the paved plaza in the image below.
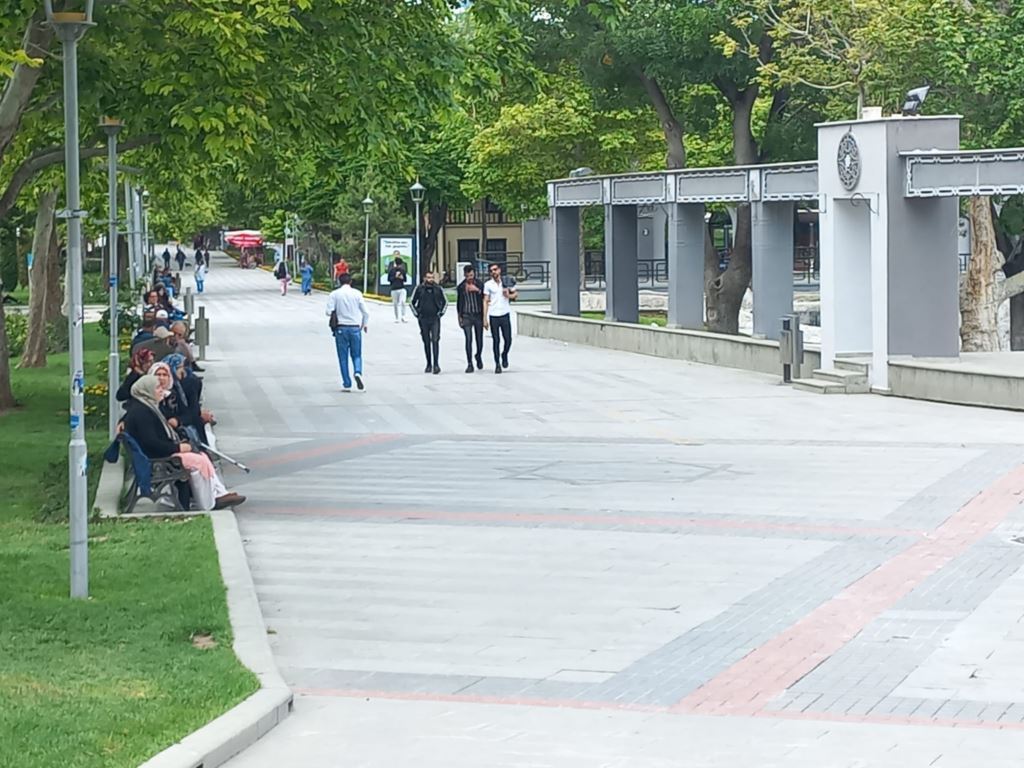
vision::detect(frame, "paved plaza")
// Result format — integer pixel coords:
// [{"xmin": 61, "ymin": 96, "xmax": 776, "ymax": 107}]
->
[{"xmin": 190, "ymin": 258, "xmax": 1024, "ymax": 767}]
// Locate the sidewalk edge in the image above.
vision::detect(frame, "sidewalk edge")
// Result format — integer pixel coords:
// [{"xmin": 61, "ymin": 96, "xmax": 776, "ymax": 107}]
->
[{"xmin": 137, "ymin": 510, "xmax": 293, "ymax": 768}]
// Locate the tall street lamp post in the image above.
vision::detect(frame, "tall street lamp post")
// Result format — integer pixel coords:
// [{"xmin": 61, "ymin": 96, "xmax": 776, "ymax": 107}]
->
[
  {"xmin": 362, "ymin": 196, "xmax": 373, "ymax": 294},
  {"xmin": 100, "ymin": 117, "xmax": 122, "ymax": 441},
  {"xmin": 45, "ymin": 0, "xmax": 95, "ymax": 599},
  {"xmin": 141, "ymin": 188, "xmax": 151, "ymax": 274},
  {"xmin": 409, "ymin": 180, "xmax": 425, "ymax": 280}
]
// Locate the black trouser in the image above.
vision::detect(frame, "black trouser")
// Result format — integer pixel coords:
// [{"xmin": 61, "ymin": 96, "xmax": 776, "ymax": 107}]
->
[
  {"xmin": 419, "ymin": 316, "xmax": 441, "ymax": 366},
  {"xmin": 462, "ymin": 314, "xmax": 484, "ymax": 363},
  {"xmin": 490, "ymin": 313, "xmax": 512, "ymax": 364}
]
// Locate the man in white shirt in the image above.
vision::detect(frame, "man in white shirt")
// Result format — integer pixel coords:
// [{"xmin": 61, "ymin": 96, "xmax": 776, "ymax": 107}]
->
[
  {"xmin": 482, "ymin": 262, "xmax": 517, "ymax": 374},
  {"xmin": 324, "ymin": 274, "xmax": 370, "ymax": 391}
]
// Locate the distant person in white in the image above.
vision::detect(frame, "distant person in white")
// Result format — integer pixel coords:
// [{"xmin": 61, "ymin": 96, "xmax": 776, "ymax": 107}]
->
[
  {"xmin": 483, "ymin": 262, "xmax": 517, "ymax": 374},
  {"xmin": 325, "ymin": 274, "xmax": 369, "ymax": 391}
]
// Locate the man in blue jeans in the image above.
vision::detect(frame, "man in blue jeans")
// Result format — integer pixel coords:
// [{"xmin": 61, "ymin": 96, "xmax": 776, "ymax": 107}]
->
[{"xmin": 325, "ymin": 273, "xmax": 370, "ymax": 392}]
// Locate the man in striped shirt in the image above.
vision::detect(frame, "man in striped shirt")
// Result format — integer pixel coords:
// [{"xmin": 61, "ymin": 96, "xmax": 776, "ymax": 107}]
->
[{"xmin": 456, "ymin": 264, "xmax": 485, "ymax": 373}]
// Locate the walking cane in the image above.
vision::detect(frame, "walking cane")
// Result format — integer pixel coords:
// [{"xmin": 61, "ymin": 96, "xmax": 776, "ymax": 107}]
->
[{"xmin": 200, "ymin": 442, "xmax": 251, "ymax": 473}]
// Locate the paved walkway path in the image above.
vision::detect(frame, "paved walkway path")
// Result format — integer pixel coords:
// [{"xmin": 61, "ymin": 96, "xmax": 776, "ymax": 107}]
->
[{"xmin": 187, "ymin": 255, "xmax": 1024, "ymax": 767}]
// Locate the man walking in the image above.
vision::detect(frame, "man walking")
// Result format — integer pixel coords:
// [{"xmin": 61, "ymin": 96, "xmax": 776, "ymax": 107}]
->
[
  {"xmin": 456, "ymin": 264, "xmax": 485, "ymax": 372},
  {"xmin": 175, "ymin": 245, "xmax": 187, "ymax": 271},
  {"xmin": 387, "ymin": 255, "xmax": 409, "ymax": 323},
  {"xmin": 161, "ymin": 247, "xmax": 171, "ymax": 270},
  {"xmin": 483, "ymin": 262, "xmax": 517, "ymax": 374},
  {"xmin": 410, "ymin": 271, "xmax": 447, "ymax": 374},
  {"xmin": 325, "ymin": 273, "xmax": 369, "ymax": 392}
]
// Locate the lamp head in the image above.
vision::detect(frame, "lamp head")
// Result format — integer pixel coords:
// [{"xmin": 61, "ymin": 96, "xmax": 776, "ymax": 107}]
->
[
  {"xmin": 99, "ymin": 116, "xmax": 123, "ymax": 137},
  {"xmin": 409, "ymin": 180, "xmax": 426, "ymax": 204},
  {"xmin": 44, "ymin": 0, "xmax": 96, "ymax": 26},
  {"xmin": 141, "ymin": 189, "xmax": 150, "ymax": 207},
  {"xmin": 362, "ymin": 196, "xmax": 374, "ymax": 214},
  {"xmin": 901, "ymin": 85, "xmax": 930, "ymax": 116}
]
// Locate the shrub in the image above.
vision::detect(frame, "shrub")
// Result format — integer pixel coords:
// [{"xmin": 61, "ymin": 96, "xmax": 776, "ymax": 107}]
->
[{"xmin": 5, "ymin": 311, "xmax": 27, "ymax": 357}]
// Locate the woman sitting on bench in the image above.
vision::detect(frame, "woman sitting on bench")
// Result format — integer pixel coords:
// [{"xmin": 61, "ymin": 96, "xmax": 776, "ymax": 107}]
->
[{"xmin": 123, "ymin": 374, "xmax": 244, "ymax": 510}]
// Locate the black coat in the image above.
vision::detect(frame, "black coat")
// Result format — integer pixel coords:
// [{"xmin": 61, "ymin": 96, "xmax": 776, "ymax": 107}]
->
[
  {"xmin": 116, "ymin": 370, "xmax": 141, "ymax": 402},
  {"xmin": 123, "ymin": 400, "xmax": 179, "ymax": 460},
  {"xmin": 411, "ymin": 283, "xmax": 448, "ymax": 319}
]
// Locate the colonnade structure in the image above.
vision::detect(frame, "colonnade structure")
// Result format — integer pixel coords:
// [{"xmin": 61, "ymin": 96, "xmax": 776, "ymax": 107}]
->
[{"xmin": 546, "ymin": 114, "xmax": 1024, "ymax": 390}]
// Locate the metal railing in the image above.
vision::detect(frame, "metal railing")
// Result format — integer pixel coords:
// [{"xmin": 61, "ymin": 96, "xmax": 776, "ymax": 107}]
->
[{"xmin": 446, "ymin": 209, "xmax": 519, "ymax": 225}]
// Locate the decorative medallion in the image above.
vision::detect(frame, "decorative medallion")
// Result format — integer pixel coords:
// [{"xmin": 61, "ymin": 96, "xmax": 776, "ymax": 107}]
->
[{"xmin": 837, "ymin": 131, "xmax": 861, "ymax": 191}]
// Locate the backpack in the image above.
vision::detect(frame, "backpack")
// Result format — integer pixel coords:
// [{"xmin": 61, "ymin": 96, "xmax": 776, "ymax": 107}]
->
[{"xmin": 274, "ymin": 262, "xmax": 286, "ymax": 279}]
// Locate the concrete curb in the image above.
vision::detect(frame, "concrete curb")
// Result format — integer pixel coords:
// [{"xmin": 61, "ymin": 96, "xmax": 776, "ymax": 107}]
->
[
  {"xmin": 137, "ymin": 511, "xmax": 293, "ymax": 768},
  {"xmin": 94, "ymin": 455, "xmax": 124, "ymax": 518}
]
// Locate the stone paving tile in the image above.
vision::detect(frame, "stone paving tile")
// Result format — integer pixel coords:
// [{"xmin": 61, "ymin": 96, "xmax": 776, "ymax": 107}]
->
[{"xmin": 197, "ymin": 258, "xmax": 1024, "ymax": 767}]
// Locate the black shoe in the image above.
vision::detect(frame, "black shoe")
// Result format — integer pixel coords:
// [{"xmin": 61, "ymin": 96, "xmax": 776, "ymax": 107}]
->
[
  {"xmin": 495, "ymin": 365, "xmax": 502, "ymax": 374},
  {"xmin": 465, "ymin": 364, "xmax": 474, "ymax": 373},
  {"xmin": 475, "ymin": 356, "xmax": 483, "ymax": 370},
  {"xmin": 354, "ymin": 373, "xmax": 364, "ymax": 391},
  {"xmin": 432, "ymin": 365, "xmax": 440, "ymax": 375},
  {"xmin": 425, "ymin": 364, "xmax": 432, "ymax": 373},
  {"xmin": 501, "ymin": 354, "xmax": 509, "ymax": 369}
]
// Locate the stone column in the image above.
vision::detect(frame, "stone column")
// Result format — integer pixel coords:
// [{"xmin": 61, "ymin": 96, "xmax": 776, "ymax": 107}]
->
[
  {"xmin": 667, "ymin": 203, "xmax": 705, "ymax": 329},
  {"xmin": 551, "ymin": 206, "xmax": 580, "ymax": 316},
  {"xmin": 605, "ymin": 204, "xmax": 639, "ymax": 323},
  {"xmin": 751, "ymin": 201, "xmax": 795, "ymax": 340}
]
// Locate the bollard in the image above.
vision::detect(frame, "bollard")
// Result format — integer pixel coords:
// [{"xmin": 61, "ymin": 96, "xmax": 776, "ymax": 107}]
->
[
  {"xmin": 195, "ymin": 305, "xmax": 210, "ymax": 361},
  {"xmin": 184, "ymin": 287, "xmax": 195, "ymax": 319},
  {"xmin": 779, "ymin": 314, "xmax": 804, "ymax": 382}
]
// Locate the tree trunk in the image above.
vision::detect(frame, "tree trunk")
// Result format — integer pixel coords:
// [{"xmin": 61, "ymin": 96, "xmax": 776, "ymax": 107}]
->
[
  {"xmin": 960, "ymin": 195, "xmax": 1003, "ymax": 351},
  {"xmin": 0, "ymin": 300, "xmax": 16, "ymax": 412},
  {"xmin": 19, "ymin": 187, "xmax": 57, "ymax": 368},
  {"xmin": 704, "ymin": 87, "xmax": 760, "ymax": 334},
  {"xmin": 421, "ymin": 202, "xmax": 447, "ymax": 278},
  {"xmin": 705, "ymin": 205, "xmax": 753, "ymax": 334},
  {"xmin": 45, "ymin": 226, "xmax": 62, "ymax": 323},
  {"xmin": 0, "ymin": 14, "xmax": 53, "ymax": 166},
  {"xmin": 636, "ymin": 68, "xmax": 685, "ymax": 169}
]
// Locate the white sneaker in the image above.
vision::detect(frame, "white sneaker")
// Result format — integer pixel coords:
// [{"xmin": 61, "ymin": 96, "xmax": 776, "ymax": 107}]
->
[
  {"xmin": 401, "ymin": 317, "xmax": 407, "ymax": 323},
  {"xmin": 354, "ymin": 373, "xmax": 364, "ymax": 391},
  {"xmin": 394, "ymin": 318, "xmax": 399, "ymax": 323},
  {"xmin": 341, "ymin": 386, "xmax": 351, "ymax": 392}
]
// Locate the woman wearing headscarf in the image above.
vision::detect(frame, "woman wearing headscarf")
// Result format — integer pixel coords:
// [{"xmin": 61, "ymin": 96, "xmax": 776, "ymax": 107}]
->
[
  {"xmin": 148, "ymin": 360, "xmax": 185, "ymax": 429},
  {"xmin": 161, "ymin": 353, "xmax": 212, "ymax": 444},
  {"xmin": 116, "ymin": 347, "xmax": 155, "ymax": 402},
  {"xmin": 123, "ymin": 374, "xmax": 244, "ymax": 510},
  {"xmin": 300, "ymin": 259, "xmax": 314, "ymax": 295}
]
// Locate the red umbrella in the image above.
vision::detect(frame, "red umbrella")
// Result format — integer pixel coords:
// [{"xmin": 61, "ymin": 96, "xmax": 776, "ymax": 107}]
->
[{"xmin": 225, "ymin": 230, "xmax": 263, "ymax": 248}]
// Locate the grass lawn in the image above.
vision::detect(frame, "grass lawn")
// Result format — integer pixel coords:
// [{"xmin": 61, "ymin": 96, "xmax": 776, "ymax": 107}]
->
[
  {"xmin": 0, "ymin": 325, "xmax": 257, "ymax": 768},
  {"xmin": 582, "ymin": 310, "xmax": 668, "ymax": 327}
]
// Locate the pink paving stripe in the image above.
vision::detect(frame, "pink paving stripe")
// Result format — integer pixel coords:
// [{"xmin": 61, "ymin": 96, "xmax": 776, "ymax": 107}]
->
[
  {"xmin": 246, "ymin": 434, "xmax": 400, "ymax": 468},
  {"xmin": 673, "ymin": 464, "xmax": 1024, "ymax": 716},
  {"xmin": 255, "ymin": 504, "xmax": 922, "ymax": 539}
]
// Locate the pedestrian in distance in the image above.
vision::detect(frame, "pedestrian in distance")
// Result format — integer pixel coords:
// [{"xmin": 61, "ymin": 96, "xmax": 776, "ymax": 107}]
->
[
  {"xmin": 456, "ymin": 264, "xmax": 485, "ymax": 373},
  {"xmin": 483, "ymin": 262, "xmax": 517, "ymax": 374},
  {"xmin": 410, "ymin": 271, "xmax": 447, "ymax": 375},
  {"xmin": 161, "ymin": 247, "xmax": 171, "ymax": 270},
  {"xmin": 325, "ymin": 273, "xmax": 369, "ymax": 392},
  {"xmin": 194, "ymin": 260, "xmax": 206, "ymax": 294},
  {"xmin": 194, "ymin": 249, "xmax": 204, "ymax": 268},
  {"xmin": 333, "ymin": 257, "xmax": 349, "ymax": 287},
  {"xmin": 387, "ymin": 254, "xmax": 409, "ymax": 323},
  {"xmin": 175, "ymin": 246, "xmax": 186, "ymax": 271},
  {"xmin": 274, "ymin": 259, "xmax": 290, "ymax": 295},
  {"xmin": 300, "ymin": 260, "xmax": 314, "ymax": 295}
]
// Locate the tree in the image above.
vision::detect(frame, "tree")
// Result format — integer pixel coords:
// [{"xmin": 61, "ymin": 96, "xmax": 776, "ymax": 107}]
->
[{"xmin": 19, "ymin": 186, "xmax": 56, "ymax": 367}]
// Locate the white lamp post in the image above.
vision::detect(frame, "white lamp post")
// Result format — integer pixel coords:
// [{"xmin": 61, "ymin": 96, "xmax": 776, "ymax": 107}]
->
[
  {"xmin": 100, "ymin": 117, "xmax": 122, "ymax": 442},
  {"xmin": 362, "ymin": 196, "xmax": 373, "ymax": 294},
  {"xmin": 409, "ymin": 180, "xmax": 426, "ymax": 280},
  {"xmin": 45, "ymin": 0, "xmax": 95, "ymax": 598}
]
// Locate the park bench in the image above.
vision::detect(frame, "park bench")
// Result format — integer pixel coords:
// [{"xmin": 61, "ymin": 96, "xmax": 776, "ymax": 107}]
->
[{"xmin": 107, "ymin": 433, "xmax": 191, "ymax": 514}]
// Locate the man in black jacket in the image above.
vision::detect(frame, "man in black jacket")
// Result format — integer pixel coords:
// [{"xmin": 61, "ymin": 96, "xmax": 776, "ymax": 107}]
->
[
  {"xmin": 410, "ymin": 271, "xmax": 448, "ymax": 374},
  {"xmin": 456, "ymin": 264, "xmax": 485, "ymax": 373}
]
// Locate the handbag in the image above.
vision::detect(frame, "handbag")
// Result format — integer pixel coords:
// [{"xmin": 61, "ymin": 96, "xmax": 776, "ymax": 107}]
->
[{"xmin": 329, "ymin": 309, "xmax": 339, "ymax": 332}]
